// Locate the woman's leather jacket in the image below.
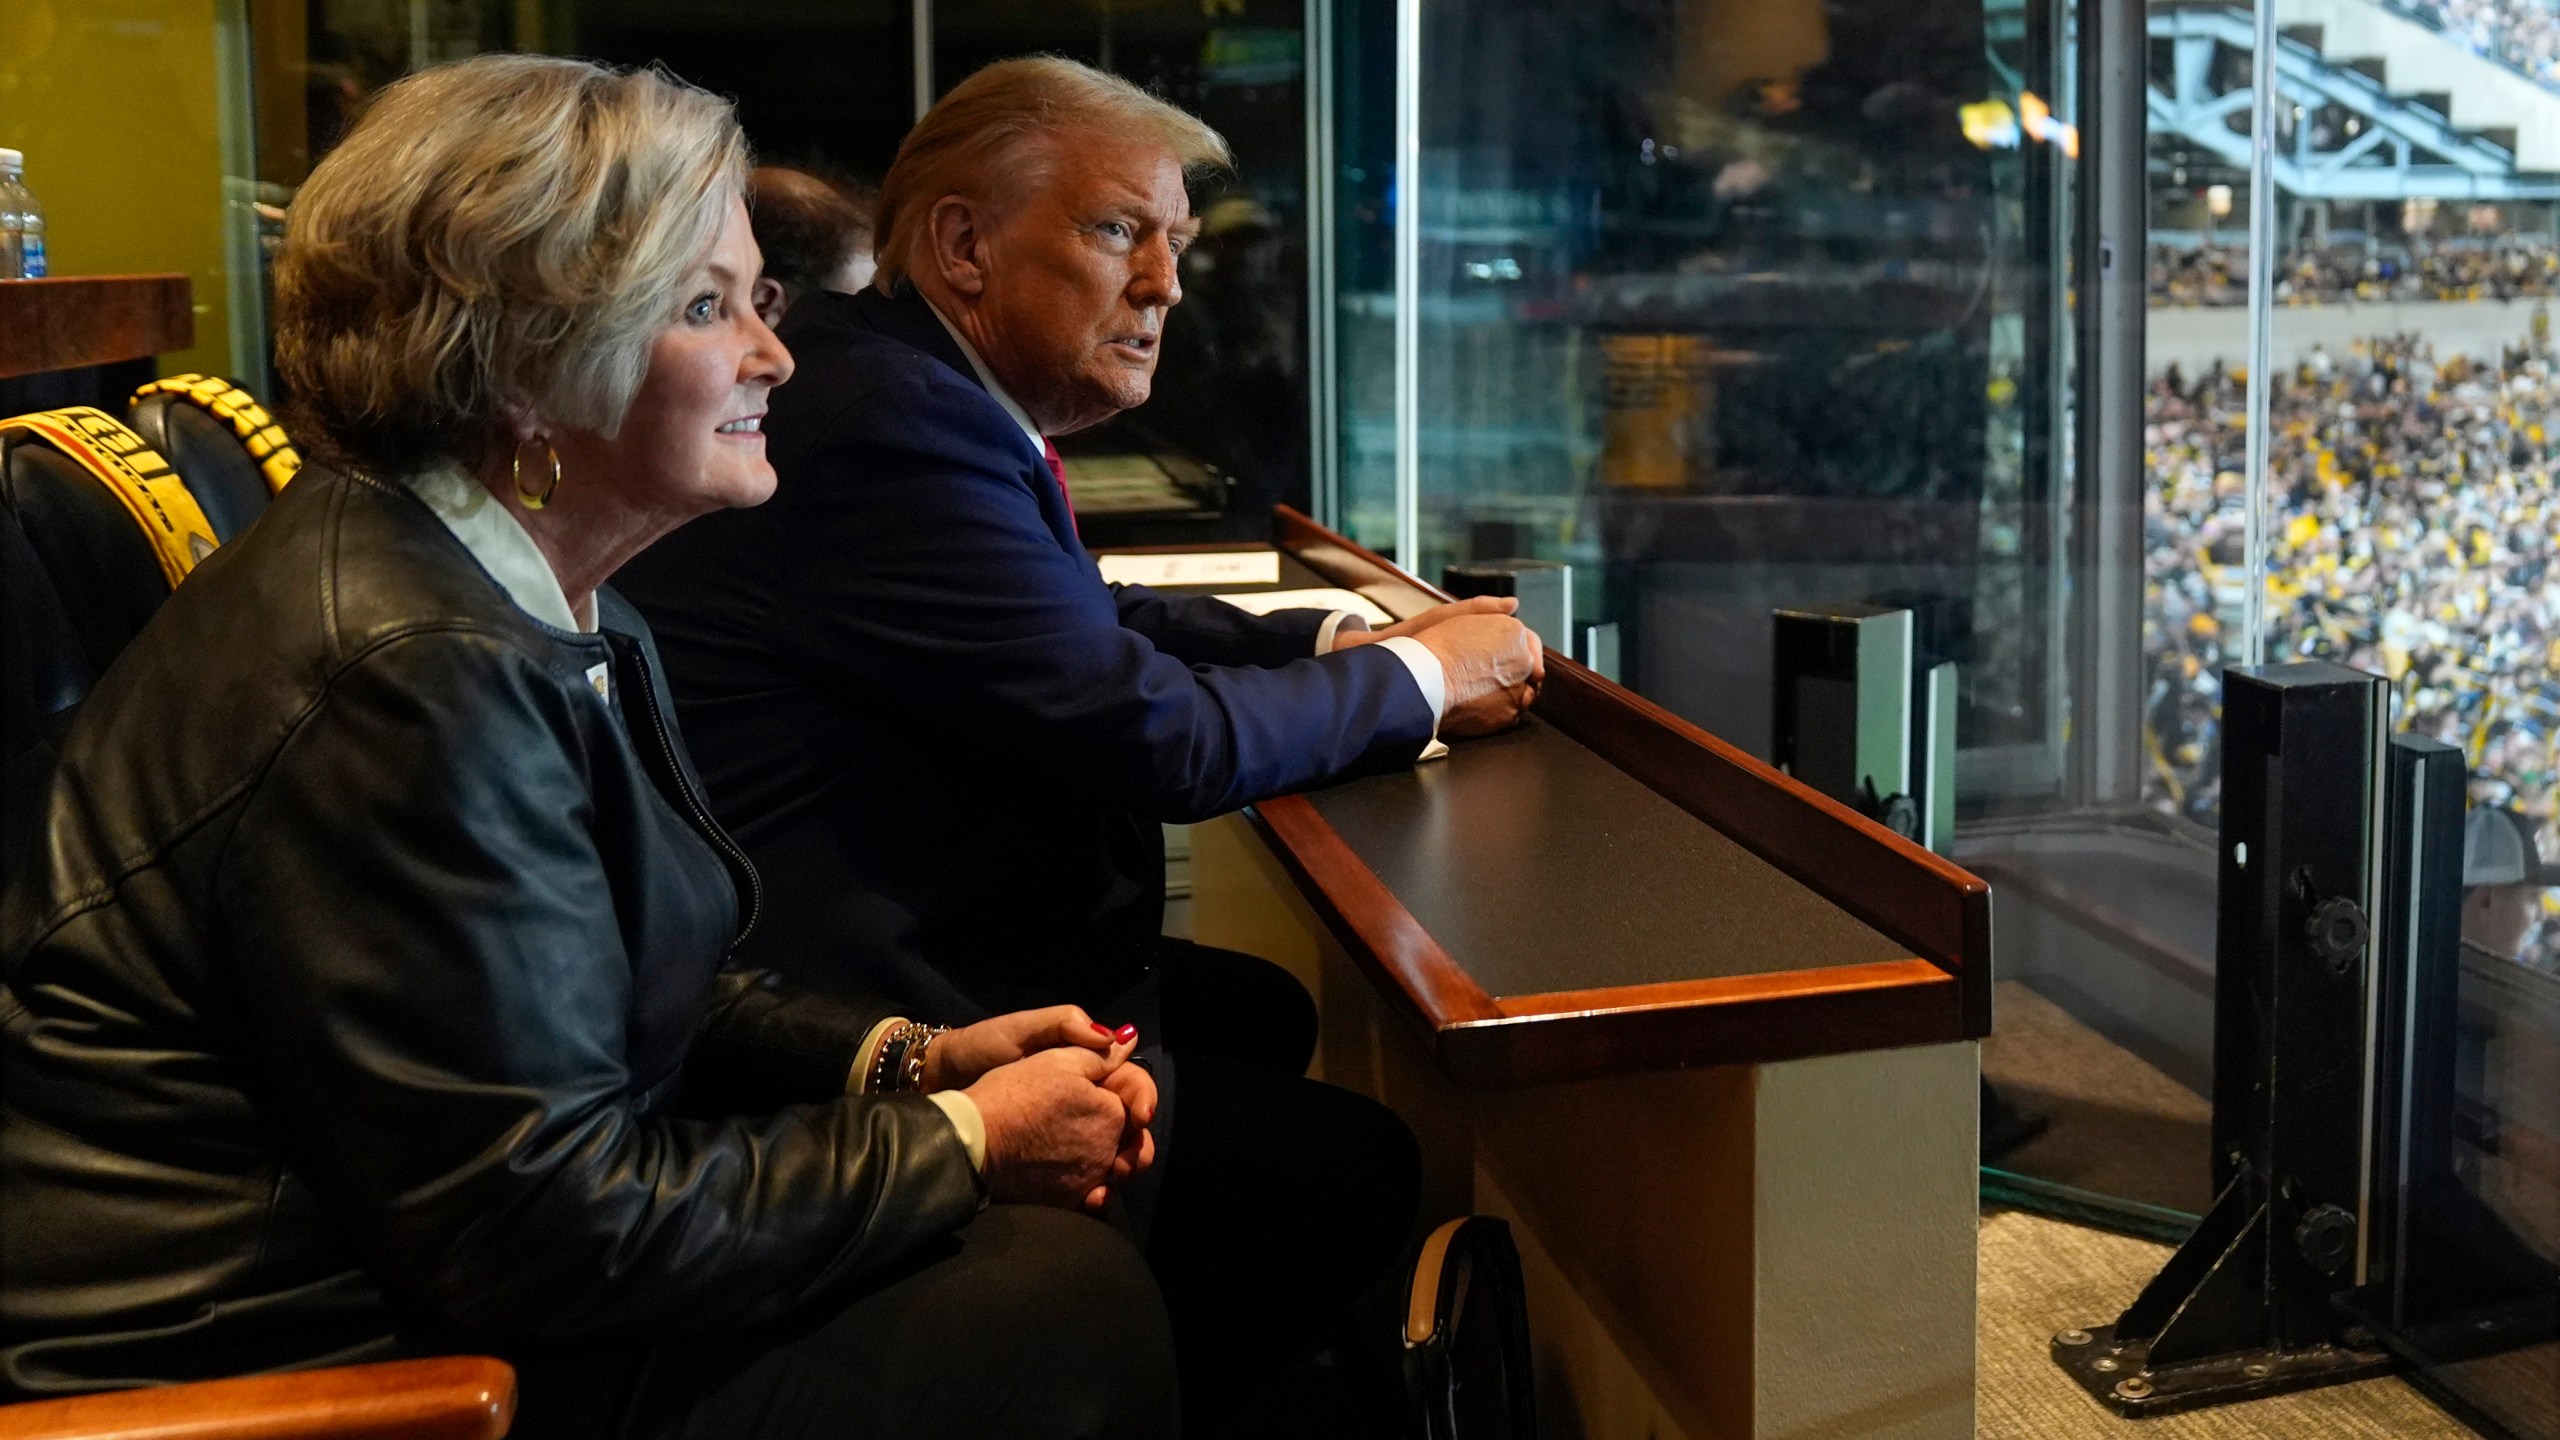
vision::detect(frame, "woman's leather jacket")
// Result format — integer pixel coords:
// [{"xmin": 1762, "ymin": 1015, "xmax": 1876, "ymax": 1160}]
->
[{"xmin": 0, "ymin": 466, "xmax": 981, "ymax": 1394}]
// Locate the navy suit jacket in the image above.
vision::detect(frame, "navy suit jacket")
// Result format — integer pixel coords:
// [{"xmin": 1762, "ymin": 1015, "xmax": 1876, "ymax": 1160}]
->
[{"xmin": 615, "ymin": 286, "xmax": 1437, "ymax": 1019}]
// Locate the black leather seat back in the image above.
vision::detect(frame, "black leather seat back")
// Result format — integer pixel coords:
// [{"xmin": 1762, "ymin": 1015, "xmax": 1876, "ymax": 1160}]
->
[
  {"xmin": 1, "ymin": 496, "xmax": 99, "ymax": 888},
  {"xmin": 2, "ymin": 435, "xmax": 179, "ymax": 681},
  {"xmin": 127, "ymin": 375, "xmax": 303, "ymax": 542},
  {"xmin": 1, "ymin": 409, "xmax": 218, "ymax": 864},
  {"xmin": 1, "ymin": 498, "xmax": 96, "ymax": 732}
]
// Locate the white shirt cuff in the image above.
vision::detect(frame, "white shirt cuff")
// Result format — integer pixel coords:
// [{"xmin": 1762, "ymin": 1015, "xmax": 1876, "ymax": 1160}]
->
[
  {"xmin": 848, "ymin": 1016, "xmax": 907, "ymax": 1094},
  {"xmin": 1374, "ymin": 635, "xmax": 1451, "ymax": 760},
  {"xmin": 1314, "ymin": 611, "xmax": 1370, "ymax": 655},
  {"xmin": 1375, "ymin": 634, "xmax": 1446, "ymax": 719},
  {"xmin": 927, "ymin": 1091, "xmax": 988, "ymax": 1173}
]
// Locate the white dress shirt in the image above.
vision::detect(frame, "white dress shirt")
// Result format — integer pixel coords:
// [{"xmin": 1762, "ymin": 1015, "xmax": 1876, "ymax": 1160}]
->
[
  {"xmin": 919, "ymin": 300, "xmax": 1450, "ymax": 729},
  {"xmin": 402, "ymin": 461, "xmax": 988, "ymax": 1170}
]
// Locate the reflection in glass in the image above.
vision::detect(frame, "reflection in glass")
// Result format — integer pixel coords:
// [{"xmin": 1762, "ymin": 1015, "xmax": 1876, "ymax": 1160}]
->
[
  {"xmin": 2369, "ymin": 777, "xmax": 2560, "ymax": 1440},
  {"xmin": 1334, "ymin": 0, "xmax": 2072, "ymax": 757}
]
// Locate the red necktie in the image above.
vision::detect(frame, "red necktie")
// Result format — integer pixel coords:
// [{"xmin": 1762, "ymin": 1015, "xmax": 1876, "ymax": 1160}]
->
[{"xmin": 1040, "ymin": 438, "xmax": 1079, "ymax": 541}]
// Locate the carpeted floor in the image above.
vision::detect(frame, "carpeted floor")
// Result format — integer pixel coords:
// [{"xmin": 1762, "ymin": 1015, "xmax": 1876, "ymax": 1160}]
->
[{"xmin": 1979, "ymin": 1209, "xmax": 2477, "ymax": 1439}]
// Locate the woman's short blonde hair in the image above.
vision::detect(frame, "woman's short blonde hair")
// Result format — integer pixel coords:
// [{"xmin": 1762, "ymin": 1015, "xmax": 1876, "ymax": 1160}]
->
[
  {"xmin": 275, "ymin": 54, "xmax": 747, "ymax": 474},
  {"xmin": 872, "ymin": 57, "xmax": 1231, "ymax": 293}
]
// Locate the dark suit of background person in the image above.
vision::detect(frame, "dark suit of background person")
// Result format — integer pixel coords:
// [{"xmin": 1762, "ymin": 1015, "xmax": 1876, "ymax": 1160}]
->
[{"xmin": 615, "ymin": 278, "xmax": 1432, "ymax": 1415}]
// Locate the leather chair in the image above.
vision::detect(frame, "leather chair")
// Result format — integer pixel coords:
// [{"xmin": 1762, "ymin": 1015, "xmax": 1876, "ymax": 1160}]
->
[
  {"xmin": 1, "ymin": 385, "xmax": 294, "ymax": 864},
  {"xmin": 0, "ymin": 1358, "xmax": 515, "ymax": 1440},
  {"xmin": 125, "ymin": 375, "xmax": 302, "ymax": 543},
  {"xmin": 0, "ymin": 405, "xmax": 214, "ymax": 881},
  {"xmin": 1, "ymin": 492, "xmax": 97, "ymax": 779},
  {"xmin": 0, "ymin": 408, "xmax": 204, "ymax": 689}
]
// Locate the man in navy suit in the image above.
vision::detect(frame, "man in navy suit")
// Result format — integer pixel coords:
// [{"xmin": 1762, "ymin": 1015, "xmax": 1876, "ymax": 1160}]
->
[
  {"xmin": 629, "ymin": 158, "xmax": 1537, "ymax": 1025},
  {"xmin": 615, "ymin": 58, "xmax": 1541, "ymax": 1421}
]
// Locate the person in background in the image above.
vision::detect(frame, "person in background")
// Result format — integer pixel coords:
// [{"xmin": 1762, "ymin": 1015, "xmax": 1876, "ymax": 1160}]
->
[
  {"xmin": 746, "ymin": 162, "xmax": 878, "ymax": 325},
  {"xmin": 2465, "ymin": 805, "xmax": 2559, "ymax": 967},
  {"xmin": 1, "ymin": 54, "xmax": 1179, "ymax": 1438},
  {"xmin": 614, "ymin": 56, "xmax": 1540, "ymax": 1427}
]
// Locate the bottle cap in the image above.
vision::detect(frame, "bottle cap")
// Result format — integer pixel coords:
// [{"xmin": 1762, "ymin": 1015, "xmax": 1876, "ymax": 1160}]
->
[{"xmin": 0, "ymin": 149, "xmax": 20, "ymax": 173}]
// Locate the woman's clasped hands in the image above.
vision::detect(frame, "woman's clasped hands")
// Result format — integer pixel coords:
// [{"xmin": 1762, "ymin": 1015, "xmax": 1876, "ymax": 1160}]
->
[{"xmin": 923, "ymin": 1006, "xmax": 1157, "ymax": 1213}]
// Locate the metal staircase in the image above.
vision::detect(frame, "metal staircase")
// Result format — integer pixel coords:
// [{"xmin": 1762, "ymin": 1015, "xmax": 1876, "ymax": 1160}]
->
[{"xmin": 2148, "ymin": 3, "xmax": 2560, "ymax": 200}]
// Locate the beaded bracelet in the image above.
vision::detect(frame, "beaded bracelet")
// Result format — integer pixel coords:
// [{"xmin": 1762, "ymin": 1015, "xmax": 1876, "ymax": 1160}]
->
[
  {"xmin": 867, "ymin": 1020, "xmax": 951, "ymax": 1095},
  {"xmin": 868, "ymin": 1020, "xmax": 927, "ymax": 1095}
]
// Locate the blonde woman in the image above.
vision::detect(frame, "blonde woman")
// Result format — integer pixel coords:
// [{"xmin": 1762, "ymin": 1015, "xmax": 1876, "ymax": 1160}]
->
[{"xmin": 0, "ymin": 55, "xmax": 1173, "ymax": 1437}]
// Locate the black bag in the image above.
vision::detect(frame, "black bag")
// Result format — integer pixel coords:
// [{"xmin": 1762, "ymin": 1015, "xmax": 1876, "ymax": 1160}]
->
[{"xmin": 1403, "ymin": 1215, "xmax": 1536, "ymax": 1440}]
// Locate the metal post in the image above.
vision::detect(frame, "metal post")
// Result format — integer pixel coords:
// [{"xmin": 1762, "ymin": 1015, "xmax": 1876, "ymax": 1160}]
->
[
  {"xmin": 2074, "ymin": 0, "xmax": 2149, "ymax": 806},
  {"xmin": 912, "ymin": 0, "xmax": 935, "ymax": 122},
  {"xmin": 1391, "ymin": 0, "xmax": 1421, "ymax": 572},
  {"xmin": 2240, "ymin": 0, "xmax": 2279, "ymax": 667},
  {"xmin": 214, "ymin": 0, "xmax": 268, "ymax": 398},
  {"xmin": 1304, "ymin": 0, "xmax": 1340, "ymax": 529},
  {"xmin": 2053, "ymin": 664, "xmax": 2400, "ymax": 1415}
]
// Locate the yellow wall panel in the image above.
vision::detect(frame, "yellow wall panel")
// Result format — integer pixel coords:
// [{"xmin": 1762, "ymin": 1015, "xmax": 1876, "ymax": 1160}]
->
[{"xmin": 0, "ymin": 1, "xmax": 240, "ymax": 378}]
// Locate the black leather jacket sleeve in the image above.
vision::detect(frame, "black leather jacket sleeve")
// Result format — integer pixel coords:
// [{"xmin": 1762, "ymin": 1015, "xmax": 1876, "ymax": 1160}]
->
[
  {"xmin": 689, "ymin": 969, "xmax": 900, "ymax": 1112},
  {"xmin": 211, "ymin": 628, "xmax": 981, "ymax": 1342}
]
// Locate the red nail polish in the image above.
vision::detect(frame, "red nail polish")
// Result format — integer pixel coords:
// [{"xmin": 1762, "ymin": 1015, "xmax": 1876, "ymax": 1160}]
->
[
  {"xmin": 1091, "ymin": 1022, "xmax": 1114, "ymax": 1036},
  {"xmin": 1114, "ymin": 1024, "xmax": 1138, "ymax": 1044}
]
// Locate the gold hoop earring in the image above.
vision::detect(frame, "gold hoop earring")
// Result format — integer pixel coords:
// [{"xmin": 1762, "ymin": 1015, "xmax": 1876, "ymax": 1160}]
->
[{"xmin": 514, "ymin": 439, "xmax": 562, "ymax": 511}]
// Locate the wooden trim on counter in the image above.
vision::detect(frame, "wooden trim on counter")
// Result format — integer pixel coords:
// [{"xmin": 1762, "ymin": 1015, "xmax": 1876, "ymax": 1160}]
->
[
  {"xmin": 0, "ymin": 274, "xmax": 193, "ymax": 379},
  {"xmin": 1274, "ymin": 505, "xmax": 1451, "ymax": 620},
  {"xmin": 1532, "ymin": 650, "xmax": 1996, "ymax": 1038},
  {"xmin": 1247, "ymin": 793, "xmax": 1502, "ymax": 1038},
  {"xmin": 1453, "ymin": 960, "xmax": 1967, "ymax": 1088},
  {"xmin": 1252, "ymin": 793, "xmax": 1970, "ymax": 1086}
]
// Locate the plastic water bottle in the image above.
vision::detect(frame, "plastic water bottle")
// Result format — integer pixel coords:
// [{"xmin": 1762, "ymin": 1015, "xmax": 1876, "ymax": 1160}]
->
[{"xmin": 0, "ymin": 150, "xmax": 47, "ymax": 279}]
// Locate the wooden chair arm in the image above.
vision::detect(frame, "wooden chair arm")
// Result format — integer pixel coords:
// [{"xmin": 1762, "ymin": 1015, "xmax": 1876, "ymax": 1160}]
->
[{"xmin": 0, "ymin": 1357, "xmax": 514, "ymax": 1440}]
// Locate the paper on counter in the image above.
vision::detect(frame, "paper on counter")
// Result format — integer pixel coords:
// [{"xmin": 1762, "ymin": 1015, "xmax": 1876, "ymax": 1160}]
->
[
  {"xmin": 1212, "ymin": 587, "xmax": 1394, "ymax": 625},
  {"xmin": 1096, "ymin": 550, "xmax": 1281, "ymax": 588}
]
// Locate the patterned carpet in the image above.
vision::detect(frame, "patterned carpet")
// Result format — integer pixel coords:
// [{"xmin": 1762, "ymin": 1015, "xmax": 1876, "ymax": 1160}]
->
[{"xmin": 1979, "ymin": 1209, "xmax": 2478, "ymax": 1439}]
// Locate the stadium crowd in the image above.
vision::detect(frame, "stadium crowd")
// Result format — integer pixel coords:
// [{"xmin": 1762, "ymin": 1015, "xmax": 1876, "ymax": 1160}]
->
[
  {"xmin": 2142, "ymin": 313, "xmax": 2560, "ymax": 968},
  {"xmin": 2395, "ymin": 0, "xmax": 2560, "ymax": 87},
  {"xmin": 2151, "ymin": 238, "xmax": 2560, "ymax": 306}
]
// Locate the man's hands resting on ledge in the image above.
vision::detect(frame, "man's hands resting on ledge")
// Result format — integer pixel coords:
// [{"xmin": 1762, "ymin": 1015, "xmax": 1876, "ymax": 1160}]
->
[
  {"xmin": 1335, "ymin": 595, "xmax": 1545, "ymax": 736},
  {"xmin": 922, "ymin": 1006, "xmax": 1157, "ymax": 1212}
]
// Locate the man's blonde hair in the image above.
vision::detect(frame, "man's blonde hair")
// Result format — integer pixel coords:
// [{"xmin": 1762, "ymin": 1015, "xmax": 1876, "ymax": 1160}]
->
[
  {"xmin": 872, "ymin": 56, "xmax": 1231, "ymax": 292},
  {"xmin": 275, "ymin": 54, "xmax": 747, "ymax": 474}
]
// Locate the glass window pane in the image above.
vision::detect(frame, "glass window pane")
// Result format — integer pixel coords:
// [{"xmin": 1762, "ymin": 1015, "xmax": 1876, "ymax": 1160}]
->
[
  {"xmin": 1334, "ymin": 0, "xmax": 2195, "ymax": 1219},
  {"xmin": 1383, "ymin": 0, "xmax": 2076, "ymax": 747},
  {"xmin": 2284, "ymin": 1, "xmax": 2560, "ymax": 1427}
]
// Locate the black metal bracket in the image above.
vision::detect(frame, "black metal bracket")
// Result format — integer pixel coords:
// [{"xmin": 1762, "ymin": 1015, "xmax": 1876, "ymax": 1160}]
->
[
  {"xmin": 2049, "ymin": 1161, "xmax": 2398, "ymax": 1415},
  {"xmin": 2050, "ymin": 665, "xmax": 2402, "ymax": 1416}
]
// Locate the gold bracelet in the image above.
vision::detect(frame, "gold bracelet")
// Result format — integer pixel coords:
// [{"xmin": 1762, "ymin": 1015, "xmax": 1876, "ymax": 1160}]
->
[{"xmin": 902, "ymin": 1026, "xmax": 950, "ymax": 1093}]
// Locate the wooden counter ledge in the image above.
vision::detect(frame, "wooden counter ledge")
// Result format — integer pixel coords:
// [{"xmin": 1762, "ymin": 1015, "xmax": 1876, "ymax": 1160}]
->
[
  {"xmin": 0, "ymin": 274, "xmax": 194, "ymax": 379},
  {"xmin": 1121, "ymin": 507, "xmax": 1994, "ymax": 1088}
]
